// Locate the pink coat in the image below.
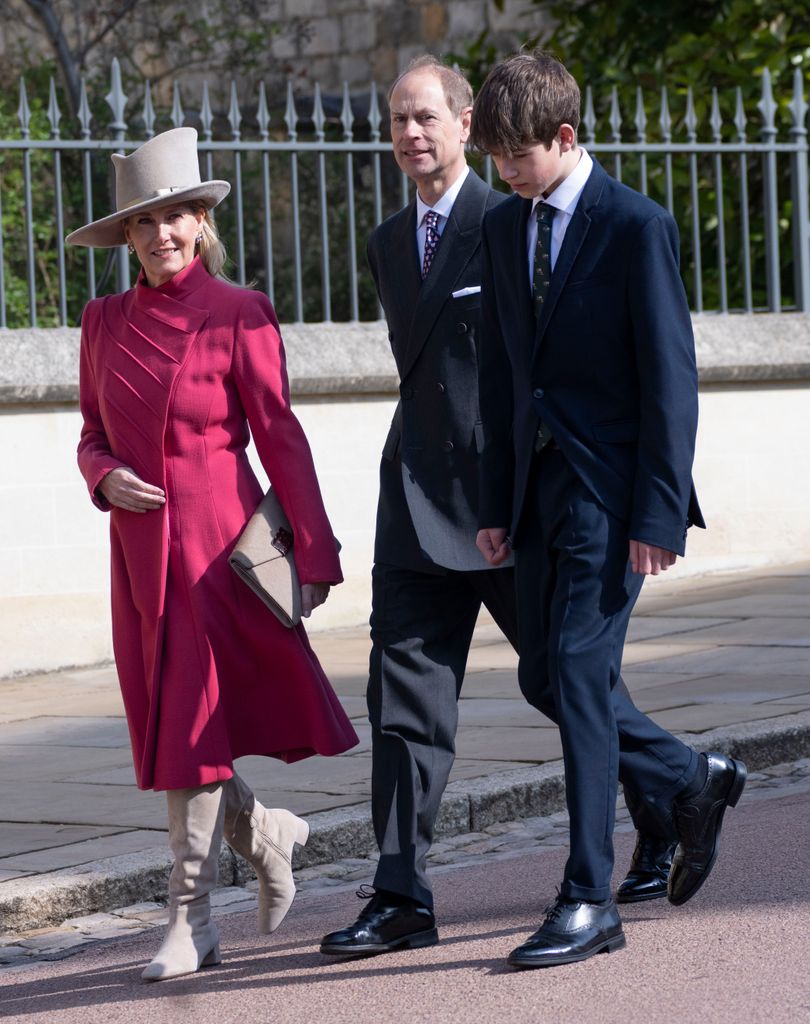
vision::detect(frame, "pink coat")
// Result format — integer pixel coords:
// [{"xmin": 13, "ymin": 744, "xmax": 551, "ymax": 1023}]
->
[{"xmin": 78, "ymin": 257, "xmax": 358, "ymax": 790}]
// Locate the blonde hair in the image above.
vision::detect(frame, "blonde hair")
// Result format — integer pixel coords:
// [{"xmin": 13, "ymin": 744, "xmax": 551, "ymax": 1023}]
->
[{"xmin": 191, "ymin": 203, "xmax": 229, "ymax": 279}]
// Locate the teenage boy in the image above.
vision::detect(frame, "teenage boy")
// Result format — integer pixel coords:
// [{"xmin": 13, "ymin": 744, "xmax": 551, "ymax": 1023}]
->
[{"xmin": 471, "ymin": 51, "xmax": 746, "ymax": 969}]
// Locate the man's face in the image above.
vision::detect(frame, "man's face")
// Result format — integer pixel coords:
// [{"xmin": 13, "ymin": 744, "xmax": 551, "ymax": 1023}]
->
[
  {"xmin": 389, "ymin": 70, "xmax": 470, "ymax": 187},
  {"xmin": 491, "ymin": 140, "xmax": 567, "ymax": 199}
]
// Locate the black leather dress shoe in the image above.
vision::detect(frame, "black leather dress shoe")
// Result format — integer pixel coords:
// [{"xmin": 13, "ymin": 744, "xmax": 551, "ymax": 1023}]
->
[
  {"xmin": 668, "ymin": 752, "xmax": 747, "ymax": 906},
  {"xmin": 320, "ymin": 891, "xmax": 438, "ymax": 957},
  {"xmin": 507, "ymin": 895, "xmax": 625, "ymax": 969},
  {"xmin": 616, "ymin": 832, "xmax": 677, "ymax": 903}
]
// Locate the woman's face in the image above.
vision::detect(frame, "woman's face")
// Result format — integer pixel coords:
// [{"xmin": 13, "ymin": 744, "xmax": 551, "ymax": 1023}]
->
[{"xmin": 124, "ymin": 203, "xmax": 205, "ymax": 287}]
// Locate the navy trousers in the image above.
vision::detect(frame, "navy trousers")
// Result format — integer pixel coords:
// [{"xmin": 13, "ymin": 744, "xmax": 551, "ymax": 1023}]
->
[{"xmin": 515, "ymin": 449, "xmax": 697, "ymax": 903}]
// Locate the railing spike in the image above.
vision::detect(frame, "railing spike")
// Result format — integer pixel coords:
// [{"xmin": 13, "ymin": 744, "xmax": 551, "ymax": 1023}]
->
[
  {"xmin": 734, "ymin": 86, "xmax": 747, "ymax": 141},
  {"xmin": 367, "ymin": 81, "xmax": 381, "ymax": 140},
  {"xmin": 142, "ymin": 81, "xmax": 156, "ymax": 139},
  {"xmin": 634, "ymin": 86, "xmax": 647, "ymax": 141},
  {"xmin": 284, "ymin": 80, "xmax": 298, "ymax": 140},
  {"xmin": 17, "ymin": 76, "xmax": 31, "ymax": 138},
  {"xmin": 228, "ymin": 81, "xmax": 242, "ymax": 139},
  {"xmin": 709, "ymin": 87, "xmax": 723, "ymax": 142},
  {"xmin": 257, "ymin": 81, "xmax": 270, "ymax": 140},
  {"xmin": 78, "ymin": 77, "xmax": 93, "ymax": 139},
  {"xmin": 659, "ymin": 85, "xmax": 672, "ymax": 142},
  {"xmin": 170, "ymin": 81, "xmax": 185, "ymax": 129},
  {"xmin": 47, "ymin": 77, "xmax": 62, "ymax": 138},
  {"xmin": 200, "ymin": 81, "xmax": 214, "ymax": 140},
  {"xmin": 105, "ymin": 58, "xmax": 128, "ymax": 136},
  {"xmin": 312, "ymin": 81, "xmax": 326, "ymax": 140},
  {"xmin": 684, "ymin": 86, "xmax": 698, "ymax": 142},
  {"xmin": 789, "ymin": 66, "xmax": 808, "ymax": 137},
  {"xmin": 340, "ymin": 82, "xmax": 354, "ymax": 140},
  {"xmin": 608, "ymin": 85, "xmax": 622, "ymax": 141},
  {"xmin": 582, "ymin": 85, "xmax": 596, "ymax": 144},
  {"xmin": 757, "ymin": 67, "xmax": 777, "ymax": 136}
]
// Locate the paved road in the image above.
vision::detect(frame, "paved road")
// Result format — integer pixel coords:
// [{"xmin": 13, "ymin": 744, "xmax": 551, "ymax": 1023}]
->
[{"xmin": 2, "ymin": 768, "xmax": 808, "ymax": 1024}]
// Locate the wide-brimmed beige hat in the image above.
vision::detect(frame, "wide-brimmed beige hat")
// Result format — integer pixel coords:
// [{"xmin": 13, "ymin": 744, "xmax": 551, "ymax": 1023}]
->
[{"xmin": 66, "ymin": 127, "xmax": 230, "ymax": 248}]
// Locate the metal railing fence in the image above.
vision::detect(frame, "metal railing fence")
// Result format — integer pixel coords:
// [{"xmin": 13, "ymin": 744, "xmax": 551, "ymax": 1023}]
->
[{"xmin": 0, "ymin": 59, "xmax": 808, "ymax": 328}]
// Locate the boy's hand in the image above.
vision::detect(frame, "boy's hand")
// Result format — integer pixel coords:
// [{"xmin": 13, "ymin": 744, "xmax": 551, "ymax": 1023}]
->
[
  {"xmin": 476, "ymin": 528, "xmax": 511, "ymax": 566},
  {"xmin": 629, "ymin": 539, "xmax": 677, "ymax": 575}
]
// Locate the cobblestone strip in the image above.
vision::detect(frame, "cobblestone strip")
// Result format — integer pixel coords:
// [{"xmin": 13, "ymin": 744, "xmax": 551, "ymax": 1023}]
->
[{"xmin": 2, "ymin": 758, "xmax": 809, "ymax": 973}]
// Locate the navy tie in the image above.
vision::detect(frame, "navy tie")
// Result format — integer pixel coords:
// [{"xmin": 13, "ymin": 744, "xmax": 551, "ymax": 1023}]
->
[
  {"xmin": 532, "ymin": 203, "xmax": 555, "ymax": 317},
  {"xmin": 422, "ymin": 210, "xmax": 441, "ymax": 279}
]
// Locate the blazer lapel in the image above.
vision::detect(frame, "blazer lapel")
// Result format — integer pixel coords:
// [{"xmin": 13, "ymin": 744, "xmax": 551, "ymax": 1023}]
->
[
  {"xmin": 400, "ymin": 171, "xmax": 488, "ymax": 379},
  {"xmin": 382, "ymin": 204, "xmax": 422, "ymax": 373},
  {"xmin": 533, "ymin": 159, "xmax": 608, "ymax": 349}
]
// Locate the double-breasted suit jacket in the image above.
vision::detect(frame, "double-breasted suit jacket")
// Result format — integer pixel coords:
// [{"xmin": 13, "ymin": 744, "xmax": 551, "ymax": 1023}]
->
[
  {"xmin": 78, "ymin": 257, "xmax": 357, "ymax": 791},
  {"xmin": 479, "ymin": 158, "xmax": 705, "ymax": 552},
  {"xmin": 365, "ymin": 168, "xmax": 521, "ymax": 908},
  {"xmin": 370, "ymin": 168, "xmax": 508, "ymax": 572}
]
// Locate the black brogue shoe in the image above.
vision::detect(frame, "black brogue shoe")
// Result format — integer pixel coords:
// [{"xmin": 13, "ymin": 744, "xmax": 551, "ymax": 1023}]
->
[
  {"xmin": 507, "ymin": 895, "xmax": 625, "ymax": 969},
  {"xmin": 668, "ymin": 752, "xmax": 747, "ymax": 906},
  {"xmin": 616, "ymin": 832, "xmax": 677, "ymax": 903},
  {"xmin": 320, "ymin": 888, "xmax": 438, "ymax": 957}
]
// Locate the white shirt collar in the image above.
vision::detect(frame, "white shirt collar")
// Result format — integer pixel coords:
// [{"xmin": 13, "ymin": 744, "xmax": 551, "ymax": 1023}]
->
[
  {"xmin": 531, "ymin": 148, "xmax": 593, "ymax": 216},
  {"xmin": 416, "ymin": 164, "xmax": 471, "ymax": 225}
]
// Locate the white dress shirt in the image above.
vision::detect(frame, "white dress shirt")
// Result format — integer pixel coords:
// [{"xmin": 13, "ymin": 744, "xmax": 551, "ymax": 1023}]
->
[
  {"xmin": 527, "ymin": 148, "xmax": 593, "ymax": 285},
  {"xmin": 415, "ymin": 165, "xmax": 470, "ymax": 266}
]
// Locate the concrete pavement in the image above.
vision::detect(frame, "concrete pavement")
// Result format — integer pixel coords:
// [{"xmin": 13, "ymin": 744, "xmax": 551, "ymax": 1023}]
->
[
  {"xmin": 1, "ymin": 764, "xmax": 808, "ymax": 1022},
  {"xmin": 2, "ymin": 564, "xmax": 810, "ymax": 933}
]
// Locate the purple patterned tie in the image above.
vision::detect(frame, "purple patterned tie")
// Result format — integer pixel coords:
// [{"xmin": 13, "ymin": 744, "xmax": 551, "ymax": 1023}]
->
[{"xmin": 421, "ymin": 210, "xmax": 441, "ymax": 279}]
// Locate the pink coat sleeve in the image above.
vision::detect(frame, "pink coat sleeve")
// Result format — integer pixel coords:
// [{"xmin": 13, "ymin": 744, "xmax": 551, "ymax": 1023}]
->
[
  {"xmin": 232, "ymin": 293, "xmax": 343, "ymax": 586},
  {"xmin": 76, "ymin": 301, "xmax": 130, "ymax": 511}
]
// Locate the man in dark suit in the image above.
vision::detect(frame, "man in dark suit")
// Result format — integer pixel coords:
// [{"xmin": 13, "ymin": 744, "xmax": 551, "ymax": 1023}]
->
[
  {"xmin": 320, "ymin": 55, "xmax": 691, "ymax": 961},
  {"xmin": 472, "ymin": 51, "xmax": 747, "ymax": 969}
]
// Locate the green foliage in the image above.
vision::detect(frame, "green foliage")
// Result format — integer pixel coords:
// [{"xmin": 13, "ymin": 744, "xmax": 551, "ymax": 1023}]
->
[{"xmin": 450, "ymin": 0, "xmax": 810, "ymax": 311}]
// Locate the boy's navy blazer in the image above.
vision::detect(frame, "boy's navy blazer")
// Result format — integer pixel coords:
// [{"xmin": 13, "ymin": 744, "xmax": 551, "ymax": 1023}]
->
[
  {"xmin": 478, "ymin": 158, "xmax": 705, "ymax": 556},
  {"xmin": 369, "ymin": 168, "xmax": 508, "ymax": 572}
]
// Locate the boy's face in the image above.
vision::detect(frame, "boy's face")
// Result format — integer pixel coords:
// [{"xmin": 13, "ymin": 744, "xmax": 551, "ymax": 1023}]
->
[
  {"xmin": 491, "ymin": 133, "xmax": 574, "ymax": 199},
  {"xmin": 389, "ymin": 70, "xmax": 471, "ymax": 190}
]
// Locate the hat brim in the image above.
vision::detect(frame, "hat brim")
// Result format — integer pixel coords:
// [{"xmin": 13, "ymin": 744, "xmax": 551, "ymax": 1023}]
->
[{"xmin": 66, "ymin": 181, "xmax": 231, "ymax": 248}]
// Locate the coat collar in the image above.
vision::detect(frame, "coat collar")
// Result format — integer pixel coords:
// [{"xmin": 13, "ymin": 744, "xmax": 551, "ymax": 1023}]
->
[
  {"xmin": 533, "ymin": 158, "xmax": 609, "ymax": 350},
  {"xmin": 133, "ymin": 256, "xmax": 210, "ymax": 334},
  {"xmin": 400, "ymin": 169, "xmax": 491, "ymax": 379}
]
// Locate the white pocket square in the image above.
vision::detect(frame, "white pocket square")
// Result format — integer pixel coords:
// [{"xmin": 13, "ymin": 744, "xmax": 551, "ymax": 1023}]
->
[{"xmin": 452, "ymin": 286, "xmax": 481, "ymax": 298}]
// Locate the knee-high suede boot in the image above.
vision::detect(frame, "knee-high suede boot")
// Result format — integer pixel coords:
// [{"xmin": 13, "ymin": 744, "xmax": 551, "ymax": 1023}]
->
[
  {"xmin": 224, "ymin": 773, "xmax": 309, "ymax": 934},
  {"xmin": 141, "ymin": 783, "xmax": 226, "ymax": 982}
]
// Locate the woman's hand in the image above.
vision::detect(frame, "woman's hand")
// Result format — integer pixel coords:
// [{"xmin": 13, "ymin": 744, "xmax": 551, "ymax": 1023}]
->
[
  {"xmin": 301, "ymin": 582, "xmax": 331, "ymax": 618},
  {"xmin": 98, "ymin": 467, "xmax": 166, "ymax": 513}
]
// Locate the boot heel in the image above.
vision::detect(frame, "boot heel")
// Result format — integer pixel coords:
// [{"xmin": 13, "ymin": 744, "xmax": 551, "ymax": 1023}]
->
[
  {"xmin": 728, "ymin": 761, "xmax": 747, "ymax": 807},
  {"xmin": 293, "ymin": 816, "xmax": 310, "ymax": 847},
  {"xmin": 202, "ymin": 942, "xmax": 221, "ymax": 967}
]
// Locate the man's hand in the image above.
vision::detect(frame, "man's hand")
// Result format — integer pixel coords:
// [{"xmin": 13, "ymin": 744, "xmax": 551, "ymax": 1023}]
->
[
  {"xmin": 98, "ymin": 467, "xmax": 165, "ymax": 513},
  {"xmin": 301, "ymin": 582, "xmax": 331, "ymax": 617},
  {"xmin": 629, "ymin": 539, "xmax": 677, "ymax": 576},
  {"xmin": 476, "ymin": 528, "xmax": 511, "ymax": 566}
]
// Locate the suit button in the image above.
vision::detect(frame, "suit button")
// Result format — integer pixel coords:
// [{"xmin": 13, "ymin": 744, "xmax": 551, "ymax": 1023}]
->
[
  {"xmin": 436, "ymin": 382, "xmax": 445, "ymax": 393},
  {"xmin": 456, "ymin": 322, "xmax": 468, "ymax": 334},
  {"xmin": 533, "ymin": 388, "xmax": 545, "ymax": 399},
  {"xmin": 441, "ymin": 441, "xmax": 454, "ymax": 452}
]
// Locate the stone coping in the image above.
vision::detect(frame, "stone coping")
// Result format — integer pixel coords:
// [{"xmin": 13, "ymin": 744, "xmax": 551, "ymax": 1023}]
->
[
  {"xmin": 2, "ymin": 313, "xmax": 810, "ymax": 404},
  {"xmin": 2, "ymin": 709, "xmax": 809, "ymax": 934}
]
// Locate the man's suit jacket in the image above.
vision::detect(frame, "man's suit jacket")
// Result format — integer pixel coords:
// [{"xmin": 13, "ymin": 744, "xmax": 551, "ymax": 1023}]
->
[
  {"xmin": 369, "ymin": 168, "xmax": 508, "ymax": 572},
  {"xmin": 478, "ymin": 158, "xmax": 705, "ymax": 557}
]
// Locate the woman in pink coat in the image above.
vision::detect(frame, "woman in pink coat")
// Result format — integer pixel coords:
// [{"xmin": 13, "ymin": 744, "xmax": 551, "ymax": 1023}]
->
[{"xmin": 67, "ymin": 127, "xmax": 358, "ymax": 982}]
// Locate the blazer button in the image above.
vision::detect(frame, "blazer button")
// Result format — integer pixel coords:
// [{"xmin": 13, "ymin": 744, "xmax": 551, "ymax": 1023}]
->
[
  {"xmin": 441, "ymin": 441, "xmax": 454, "ymax": 452},
  {"xmin": 456, "ymin": 322, "xmax": 468, "ymax": 334},
  {"xmin": 436, "ymin": 382, "xmax": 446, "ymax": 393},
  {"xmin": 533, "ymin": 388, "xmax": 545, "ymax": 399}
]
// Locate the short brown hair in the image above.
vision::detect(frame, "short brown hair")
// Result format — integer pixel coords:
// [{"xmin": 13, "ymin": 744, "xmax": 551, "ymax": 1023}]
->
[
  {"xmin": 388, "ymin": 55, "xmax": 473, "ymax": 118},
  {"xmin": 470, "ymin": 50, "xmax": 580, "ymax": 154}
]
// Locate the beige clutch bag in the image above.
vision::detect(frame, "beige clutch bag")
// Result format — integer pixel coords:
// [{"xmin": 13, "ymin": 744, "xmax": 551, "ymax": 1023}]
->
[{"xmin": 229, "ymin": 488, "xmax": 301, "ymax": 628}]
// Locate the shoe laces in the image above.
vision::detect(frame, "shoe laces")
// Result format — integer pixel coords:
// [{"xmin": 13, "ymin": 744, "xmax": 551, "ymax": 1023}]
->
[
  {"xmin": 542, "ymin": 891, "xmax": 567, "ymax": 926},
  {"xmin": 355, "ymin": 883, "xmax": 376, "ymax": 901}
]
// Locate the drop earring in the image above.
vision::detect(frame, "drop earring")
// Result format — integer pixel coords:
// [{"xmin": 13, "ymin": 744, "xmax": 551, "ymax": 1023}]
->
[
  {"xmin": 196, "ymin": 233, "xmax": 203, "ymax": 245},
  {"xmin": 127, "ymin": 242, "xmax": 135, "ymax": 255}
]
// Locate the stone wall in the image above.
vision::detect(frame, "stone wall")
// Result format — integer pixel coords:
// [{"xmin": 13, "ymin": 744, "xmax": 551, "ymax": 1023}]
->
[{"xmin": 2, "ymin": 314, "xmax": 810, "ymax": 677}]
